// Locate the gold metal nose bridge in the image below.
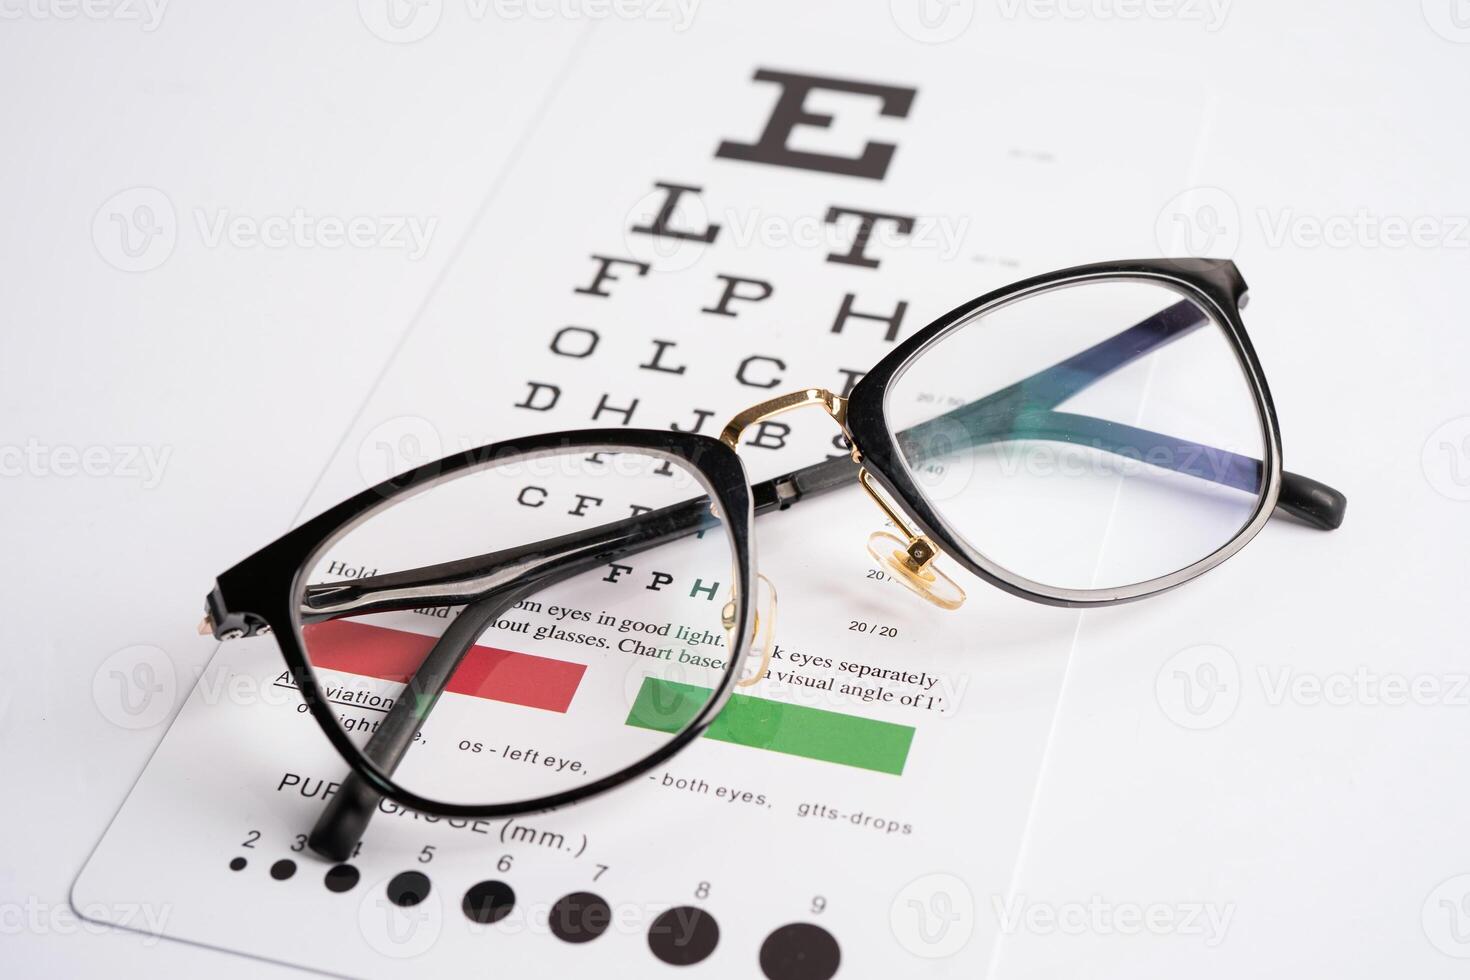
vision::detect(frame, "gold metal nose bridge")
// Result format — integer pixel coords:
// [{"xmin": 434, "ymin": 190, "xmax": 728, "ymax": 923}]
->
[
  {"xmin": 718, "ymin": 388, "xmax": 966, "ymax": 611},
  {"xmin": 718, "ymin": 387, "xmax": 851, "ymax": 450}
]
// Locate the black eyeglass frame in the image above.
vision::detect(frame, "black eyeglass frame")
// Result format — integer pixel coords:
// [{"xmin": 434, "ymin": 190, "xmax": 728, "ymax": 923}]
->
[{"xmin": 201, "ymin": 256, "xmax": 1345, "ymax": 850}]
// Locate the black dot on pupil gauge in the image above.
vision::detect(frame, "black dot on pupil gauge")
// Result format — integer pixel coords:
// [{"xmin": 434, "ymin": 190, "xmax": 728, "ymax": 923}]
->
[
  {"xmin": 463, "ymin": 880, "xmax": 516, "ymax": 924},
  {"xmin": 648, "ymin": 906, "xmax": 719, "ymax": 966},
  {"xmin": 269, "ymin": 859, "xmax": 297, "ymax": 881},
  {"xmin": 759, "ymin": 922, "xmax": 841, "ymax": 980},
  {"xmin": 324, "ymin": 864, "xmax": 360, "ymax": 893},
  {"xmin": 548, "ymin": 891, "xmax": 612, "ymax": 944},
  {"xmin": 387, "ymin": 871, "xmax": 432, "ymax": 907},
  {"xmin": 228, "ymin": 857, "xmax": 247, "ymax": 872}
]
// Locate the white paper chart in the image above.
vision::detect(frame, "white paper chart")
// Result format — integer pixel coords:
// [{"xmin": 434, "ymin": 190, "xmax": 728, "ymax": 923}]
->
[{"xmin": 75, "ymin": 9, "xmax": 1208, "ymax": 977}]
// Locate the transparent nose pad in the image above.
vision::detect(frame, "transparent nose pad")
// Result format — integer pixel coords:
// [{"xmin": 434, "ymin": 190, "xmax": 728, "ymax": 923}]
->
[
  {"xmin": 866, "ymin": 531, "xmax": 966, "ymax": 611},
  {"xmin": 722, "ymin": 574, "xmax": 777, "ymax": 688}
]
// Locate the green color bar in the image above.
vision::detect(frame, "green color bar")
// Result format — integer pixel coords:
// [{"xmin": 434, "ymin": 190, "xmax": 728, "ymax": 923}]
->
[{"xmin": 626, "ymin": 677, "xmax": 914, "ymax": 776}]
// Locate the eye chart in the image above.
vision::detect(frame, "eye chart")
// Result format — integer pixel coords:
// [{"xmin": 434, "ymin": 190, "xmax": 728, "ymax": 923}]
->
[{"xmin": 76, "ymin": 6, "xmax": 1208, "ymax": 977}]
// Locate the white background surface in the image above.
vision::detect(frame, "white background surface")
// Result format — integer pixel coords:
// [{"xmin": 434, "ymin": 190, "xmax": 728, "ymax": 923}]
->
[{"xmin": 2, "ymin": 2, "xmax": 1467, "ymax": 976}]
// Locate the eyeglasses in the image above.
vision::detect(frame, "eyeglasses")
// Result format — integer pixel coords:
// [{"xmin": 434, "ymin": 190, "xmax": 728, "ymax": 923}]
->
[{"xmin": 200, "ymin": 258, "xmax": 1346, "ymax": 860}]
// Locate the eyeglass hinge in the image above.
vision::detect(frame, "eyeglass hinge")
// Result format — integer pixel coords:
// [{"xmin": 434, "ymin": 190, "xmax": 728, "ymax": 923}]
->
[
  {"xmin": 200, "ymin": 587, "xmax": 272, "ymax": 640},
  {"xmin": 752, "ymin": 472, "xmax": 806, "ymax": 513},
  {"xmin": 774, "ymin": 477, "xmax": 801, "ymax": 508}
]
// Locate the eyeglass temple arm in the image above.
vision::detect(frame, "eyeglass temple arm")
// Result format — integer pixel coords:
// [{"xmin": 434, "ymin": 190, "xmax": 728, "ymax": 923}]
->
[
  {"xmin": 302, "ymin": 301, "xmax": 1347, "ymax": 625},
  {"xmin": 915, "ymin": 407, "xmax": 1346, "ymax": 529},
  {"xmin": 903, "ymin": 299, "xmax": 1346, "ymax": 530},
  {"xmin": 306, "ymin": 585, "xmax": 531, "ymax": 861}
]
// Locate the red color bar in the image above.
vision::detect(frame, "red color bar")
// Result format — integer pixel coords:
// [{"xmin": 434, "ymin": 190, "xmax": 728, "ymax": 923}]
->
[{"xmin": 302, "ymin": 620, "xmax": 585, "ymax": 713}]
